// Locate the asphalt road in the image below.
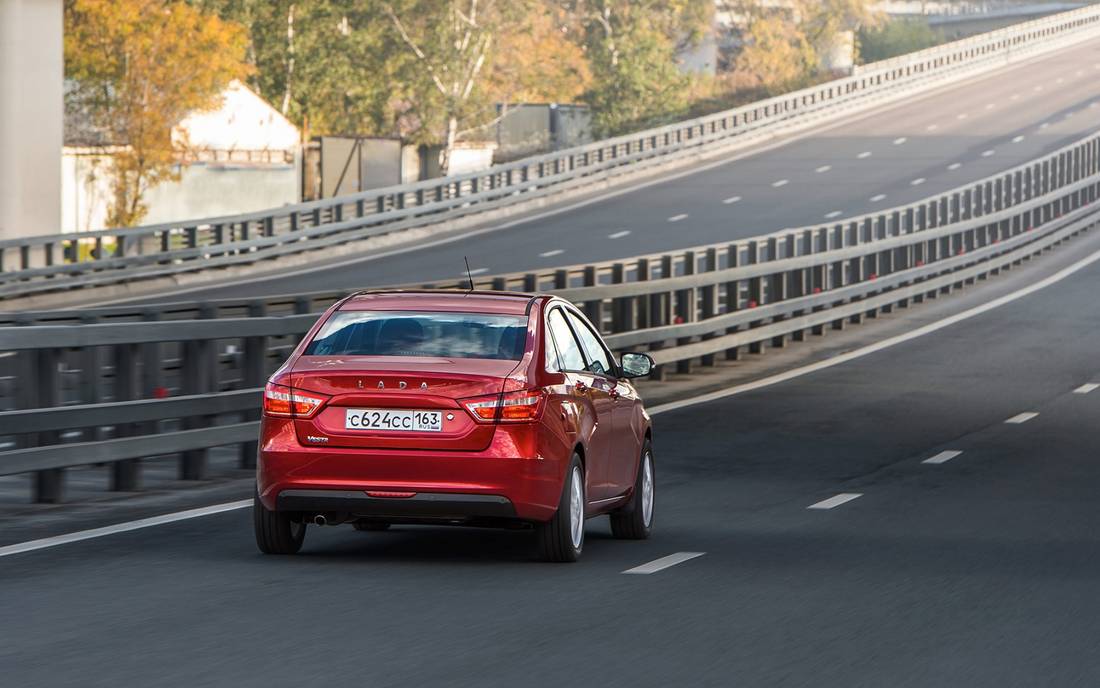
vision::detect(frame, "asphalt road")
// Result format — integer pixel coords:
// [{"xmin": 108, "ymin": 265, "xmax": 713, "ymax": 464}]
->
[
  {"xmin": 5, "ymin": 227, "xmax": 1100, "ymax": 686},
  {"xmin": 125, "ymin": 39, "xmax": 1100, "ymax": 304}
]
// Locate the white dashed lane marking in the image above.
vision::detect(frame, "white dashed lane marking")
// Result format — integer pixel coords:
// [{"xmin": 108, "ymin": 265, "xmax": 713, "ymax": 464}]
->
[
  {"xmin": 1074, "ymin": 383, "xmax": 1099, "ymax": 394},
  {"xmin": 893, "ymin": 137, "xmax": 907, "ymax": 145},
  {"xmin": 1005, "ymin": 412, "xmax": 1039, "ymax": 424},
  {"xmin": 539, "ymin": 249, "xmax": 564, "ymax": 258},
  {"xmin": 858, "ymin": 151, "xmax": 872, "ymax": 159},
  {"xmin": 870, "ymin": 194, "xmax": 887, "ymax": 202},
  {"xmin": 772, "ymin": 179, "xmax": 789, "ymax": 188},
  {"xmin": 808, "ymin": 493, "xmax": 863, "ymax": 510},
  {"xmin": 923, "ymin": 450, "xmax": 963, "ymax": 465},
  {"xmin": 608, "ymin": 230, "xmax": 631, "ymax": 239},
  {"xmin": 1012, "ymin": 136, "xmax": 1025, "ymax": 143},
  {"xmin": 816, "ymin": 165, "xmax": 832, "ymax": 173},
  {"xmin": 467, "ymin": 267, "xmax": 489, "ymax": 276},
  {"xmin": 623, "ymin": 552, "xmax": 706, "ymax": 575},
  {"xmin": 668, "ymin": 214, "xmax": 688, "ymax": 223},
  {"xmin": 825, "ymin": 211, "xmax": 843, "ymax": 219},
  {"xmin": 927, "ymin": 124, "xmax": 939, "ymax": 131},
  {"xmin": 948, "ymin": 163, "xmax": 962, "ymax": 170},
  {"xmin": 957, "ymin": 113, "xmax": 969, "ymax": 120},
  {"xmin": 982, "ymin": 150, "xmax": 995, "ymax": 157},
  {"xmin": 911, "ymin": 178, "xmax": 925, "ymax": 186},
  {"xmin": 723, "ymin": 196, "xmax": 742, "ymax": 205}
]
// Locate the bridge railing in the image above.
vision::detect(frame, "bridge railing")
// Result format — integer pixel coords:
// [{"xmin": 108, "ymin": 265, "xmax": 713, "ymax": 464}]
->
[
  {"xmin": 2, "ymin": 130, "xmax": 1099, "ymax": 502},
  {"xmin": 4, "ymin": 4, "xmax": 1100, "ymax": 300}
]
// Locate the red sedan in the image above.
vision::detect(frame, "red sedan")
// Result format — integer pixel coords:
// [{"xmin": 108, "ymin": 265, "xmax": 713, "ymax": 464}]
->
[{"xmin": 254, "ymin": 290, "xmax": 656, "ymax": 562}]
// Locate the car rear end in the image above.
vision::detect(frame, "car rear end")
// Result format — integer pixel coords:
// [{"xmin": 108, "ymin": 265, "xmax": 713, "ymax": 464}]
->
[{"xmin": 256, "ymin": 292, "xmax": 569, "ymax": 527}]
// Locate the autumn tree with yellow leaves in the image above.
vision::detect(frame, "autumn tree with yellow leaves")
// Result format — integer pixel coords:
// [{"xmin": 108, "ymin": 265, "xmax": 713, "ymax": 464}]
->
[{"xmin": 65, "ymin": 0, "xmax": 251, "ymax": 226}]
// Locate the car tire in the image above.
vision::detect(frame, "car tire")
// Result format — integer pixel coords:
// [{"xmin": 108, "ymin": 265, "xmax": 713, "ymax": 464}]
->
[
  {"xmin": 610, "ymin": 441, "xmax": 654, "ymax": 540},
  {"xmin": 253, "ymin": 488, "xmax": 306, "ymax": 555},
  {"xmin": 353, "ymin": 521, "xmax": 391, "ymax": 532},
  {"xmin": 537, "ymin": 453, "xmax": 585, "ymax": 562}
]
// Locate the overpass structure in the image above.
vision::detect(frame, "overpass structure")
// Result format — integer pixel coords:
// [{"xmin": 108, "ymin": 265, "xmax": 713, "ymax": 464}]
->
[{"xmin": 4, "ymin": 7, "xmax": 1100, "ymax": 686}]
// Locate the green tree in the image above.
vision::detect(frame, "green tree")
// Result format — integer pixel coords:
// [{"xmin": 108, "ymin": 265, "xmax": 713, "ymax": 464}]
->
[
  {"xmin": 65, "ymin": 0, "xmax": 251, "ymax": 226},
  {"xmin": 858, "ymin": 19, "xmax": 939, "ymax": 63},
  {"xmin": 559, "ymin": 0, "xmax": 712, "ymax": 137}
]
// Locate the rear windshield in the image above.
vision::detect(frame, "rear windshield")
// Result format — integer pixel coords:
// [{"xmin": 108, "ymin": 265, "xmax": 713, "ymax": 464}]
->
[{"xmin": 304, "ymin": 311, "xmax": 528, "ymax": 360}]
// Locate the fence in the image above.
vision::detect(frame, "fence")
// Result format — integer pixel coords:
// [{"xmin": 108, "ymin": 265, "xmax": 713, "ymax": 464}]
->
[
  {"xmin": 2, "ymin": 129, "xmax": 1099, "ymax": 502},
  {"xmin": 3, "ymin": 5, "xmax": 1100, "ymax": 301}
]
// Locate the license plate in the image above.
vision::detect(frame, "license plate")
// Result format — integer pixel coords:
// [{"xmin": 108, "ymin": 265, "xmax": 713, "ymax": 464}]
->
[{"xmin": 344, "ymin": 408, "xmax": 443, "ymax": 433}]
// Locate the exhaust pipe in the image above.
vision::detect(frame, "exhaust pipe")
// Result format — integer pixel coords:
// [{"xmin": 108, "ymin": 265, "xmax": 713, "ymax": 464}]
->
[{"xmin": 313, "ymin": 514, "xmax": 327, "ymax": 526}]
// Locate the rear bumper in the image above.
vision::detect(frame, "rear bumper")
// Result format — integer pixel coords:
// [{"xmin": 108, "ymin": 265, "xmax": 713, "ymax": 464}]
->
[
  {"xmin": 276, "ymin": 489, "xmax": 517, "ymax": 520},
  {"xmin": 257, "ymin": 417, "xmax": 569, "ymax": 522}
]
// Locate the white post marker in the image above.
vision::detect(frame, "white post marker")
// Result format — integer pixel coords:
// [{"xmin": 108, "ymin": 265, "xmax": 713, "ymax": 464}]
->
[
  {"xmin": 923, "ymin": 450, "xmax": 963, "ymax": 465},
  {"xmin": 623, "ymin": 552, "xmax": 706, "ymax": 575},
  {"xmin": 1005, "ymin": 412, "xmax": 1039, "ymax": 424},
  {"xmin": 807, "ymin": 493, "xmax": 863, "ymax": 510}
]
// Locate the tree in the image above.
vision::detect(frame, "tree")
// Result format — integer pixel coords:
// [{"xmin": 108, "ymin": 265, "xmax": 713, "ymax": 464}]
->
[
  {"xmin": 558, "ymin": 0, "xmax": 712, "ymax": 137},
  {"xmin": 65, "ymin": 0, "xmax": 251, "ymax": 226}
]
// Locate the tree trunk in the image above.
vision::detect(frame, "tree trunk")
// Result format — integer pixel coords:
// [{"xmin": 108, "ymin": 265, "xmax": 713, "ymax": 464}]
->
[{"xmin": 441, "ymin": 114, "xmax": 458, "ymax": 177}]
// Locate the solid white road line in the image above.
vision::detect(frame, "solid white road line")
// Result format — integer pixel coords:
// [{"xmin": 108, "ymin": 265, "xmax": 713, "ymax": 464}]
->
[
  {"xmin": 1013, "ymin": 136, "xmax": 1025, "ymax": 143},
  {"xmin": 623, "ymin": 552, "xmax": 705, "ymax": 575},
  {"xmin": 870, "ymin": 194, "xmax": 887, "ymax": 202},
  {"xmin": 1005, "ymin": 412, "xmax": 1039, "ymax": 424},
  {"xmin": 948, "ymin": 163, "xmax": 962, "ymax": 170},
  {"xmin": 1073, "ymin": 383, "xmax": 1099, "ymax": 394},
  {"xmin": 649, "ymin": 245, "xmax": 1100, "ymax": 416},
  {"xmin": 723, "ymin": 195, "xmax": 742, "ymax": 204},
  {"xmin": 923, "ymin": 450, "xmax": 963, "ymax": 465},
  {"xmin": 816, "ymin": 165, "xmax": 832, "ymax": 173},
  {"xmin": 894, "ymin": 137, "xmax": 908, "ymax": 145},
  {"xmin": 911, "ymin": 178, "xmax": 926, "ymax": 186},
  {"xmin": 808, "ymin": 493, "xmax": 863, "ymax": 510},
  {"xmin": 539, "ymin": 249, "xmax": 564, "ymax": 258},
  {"xmin": 0, "ymin": 500, "xmax": 252, "ymax": 558},
  {"xmin": 608, "ymin": 230, "xmax": 631, "ymax": 239},
  {"xmin": 772, "ymin": 179, "xmax": 789, "ymax": 187},
  {"xmin": 825, "ymin": 211, "xmax": 843, "ymax": 219},
  {"xmin": 668, "ymin": 214, "xmax": 689, "ymax": 223},
  {"xmin": 858, "ymin": 151, "xmax": 872, "ymax": 159}
]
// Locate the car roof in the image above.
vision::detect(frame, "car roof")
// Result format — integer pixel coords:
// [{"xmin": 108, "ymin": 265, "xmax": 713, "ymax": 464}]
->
[{"xmin": 340, "ymin": 290, "xmax": 545, "ymax": 315}]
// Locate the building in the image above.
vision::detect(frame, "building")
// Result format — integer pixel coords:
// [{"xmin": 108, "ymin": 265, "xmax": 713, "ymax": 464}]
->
[{"xmin": 62, "ymin": 80, "xmax": 300, "ymax": 233}]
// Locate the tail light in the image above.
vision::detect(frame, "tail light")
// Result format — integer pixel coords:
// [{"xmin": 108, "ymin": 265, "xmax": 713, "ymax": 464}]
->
[
  {"xmin": 461, "ymin": 389, "xmax": 546, "ymax": 423},
  {"xmin": 263, "ymin": 382, "xmax": 329, "ymax": 419}
]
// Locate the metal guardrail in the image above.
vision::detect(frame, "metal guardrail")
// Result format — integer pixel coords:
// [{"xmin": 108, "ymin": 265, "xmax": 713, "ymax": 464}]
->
[
  {"xmin": 3, "ymin": 4, "xmax": 1100, "ymax": 300},
  {"xmin": 2, "ymin": 129, "xmax": 1099, "ymax": 503}
]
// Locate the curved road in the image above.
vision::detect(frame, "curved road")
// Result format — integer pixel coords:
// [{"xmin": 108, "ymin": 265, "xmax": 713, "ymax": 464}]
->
[
  {"xmin": 124, "ymin": 39, "xmax": 1100, "ymax": 304},
  {"xmin": 6, "ymin": 226, "xmax": 1100, "ymax": 685}
]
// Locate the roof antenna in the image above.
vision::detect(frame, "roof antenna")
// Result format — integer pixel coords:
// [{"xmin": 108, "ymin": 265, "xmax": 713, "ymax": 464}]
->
[{"xmin": 463, "ymin": 256, "xmax": 475, "ymax": 293}]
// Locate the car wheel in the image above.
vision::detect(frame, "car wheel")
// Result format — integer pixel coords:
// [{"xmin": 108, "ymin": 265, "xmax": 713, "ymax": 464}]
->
[
  {"xmin": 353, "ymin": 521, "xmax": 391, "ymax": 532},
  {"xmin": 537, "ymin": 453, "xmax": 585, "ymax": 562},
  {"xmin": 610, "ymin": 441, "xmax": 654, "ymax": 540},
  {"xmin": 253, "ymin": 488, "xmax": 306, "ymax": 555}
]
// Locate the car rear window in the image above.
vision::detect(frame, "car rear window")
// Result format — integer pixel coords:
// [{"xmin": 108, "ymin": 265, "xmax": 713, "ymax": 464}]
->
[{"xmin": 304, "ymin": 311, "xmax": 528, "ymax": 360}]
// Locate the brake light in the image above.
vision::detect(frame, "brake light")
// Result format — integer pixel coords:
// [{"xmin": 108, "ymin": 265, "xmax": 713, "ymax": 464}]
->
[
  {"xmin": 461, "ymin": 389, "xmax": 546, "ymax": 423},
  {"xmin": 263, "ymin": 382, "xmax": 329, "ymax": 418}
]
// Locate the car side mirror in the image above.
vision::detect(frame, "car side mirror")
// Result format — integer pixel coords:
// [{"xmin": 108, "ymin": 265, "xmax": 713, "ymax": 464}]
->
[{"xmin": 619, "ymin": 352, "xmax": 654, "ymax": 378}]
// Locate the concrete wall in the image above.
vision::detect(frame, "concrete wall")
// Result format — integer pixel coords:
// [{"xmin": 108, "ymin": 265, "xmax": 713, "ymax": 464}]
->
[
  {"xmin": 0, "ymin": 0, "xmax": 62, "ymax": 240},
  {"xmin": 62, "ymin": 149, "xmax": 299, "ymax": 232}
]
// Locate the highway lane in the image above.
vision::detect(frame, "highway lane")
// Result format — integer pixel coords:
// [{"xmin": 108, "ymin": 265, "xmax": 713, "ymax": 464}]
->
[
  {"xmin": 123, "ymin": 39, "xmax": 1100, "ymax": 304},
  {"xmin": 6, "ymin": 234, "xmax": 1100, "ymax": 685}
]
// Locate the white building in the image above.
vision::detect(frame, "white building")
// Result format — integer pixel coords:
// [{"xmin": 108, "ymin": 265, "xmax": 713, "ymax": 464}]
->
[{"xmin": 62, "ymin": 80, "xmax": 301, "ymax": 233}]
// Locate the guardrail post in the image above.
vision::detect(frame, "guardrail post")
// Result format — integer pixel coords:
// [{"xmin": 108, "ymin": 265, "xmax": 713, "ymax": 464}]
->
[
  {"xmin": 610, "ymin": 263, "xmax": 633, "ymax": 334},
  {"xmin": 111, "ymin": 340, "xmax": 141, "ymax": 491},
  {"xmin": 241, "ymin": 300, "xmax": 267, "ymax": 469},
  {"xmin": 582, "ymin": 266, "xmax": 603, "ymax": 328},
  {"xmin": 78, "ymin": 314, "xmax": 102, "ymax": 440},
  {"xmin": 724, "ymin": 244, "xmax": 741, "ymax": 360},
  {"xmin": 17, "ymin": 336, "xmax": 63, "ymax": 503},
  {"xmin": 747, "ymin": 241, "xmax": 765, "ymax": 354},
  {"xmin": 675, "ymin": 251, "xmax": 696, "ymax": 373},
  {"xmin": 700, "ymin": 249, "xmax": 718, "ymax": 365},
  {"xmin": 180, "ymin": 305, "xmax": 216, "ymax": 480},
  {"xmin": 769, "ymin": 237, "xmax": 788, "ymax": 348},
  {"xmin": 635, "ymin": 259, "xmax": 650, "ymax": 330},
  {"xmin": 849, "ymin": 221, "xmax": 867, "ymax": 324},
  {"xmin": 831, "ymin": 226, "xmax": 847, "ymax": 331}
]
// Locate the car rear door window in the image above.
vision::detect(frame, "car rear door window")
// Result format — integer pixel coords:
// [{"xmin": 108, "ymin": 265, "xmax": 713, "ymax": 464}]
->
[
  {"xmin": 547, "ymin": 308, "xmax": 587, "ymax": 372},
  {"xmin": 306, "ymin": 311, "xmax": 527, "ymax": 360},
  {"xmin": 565, "ymin": 311, "xmax": 614, "ymax": 377}
]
